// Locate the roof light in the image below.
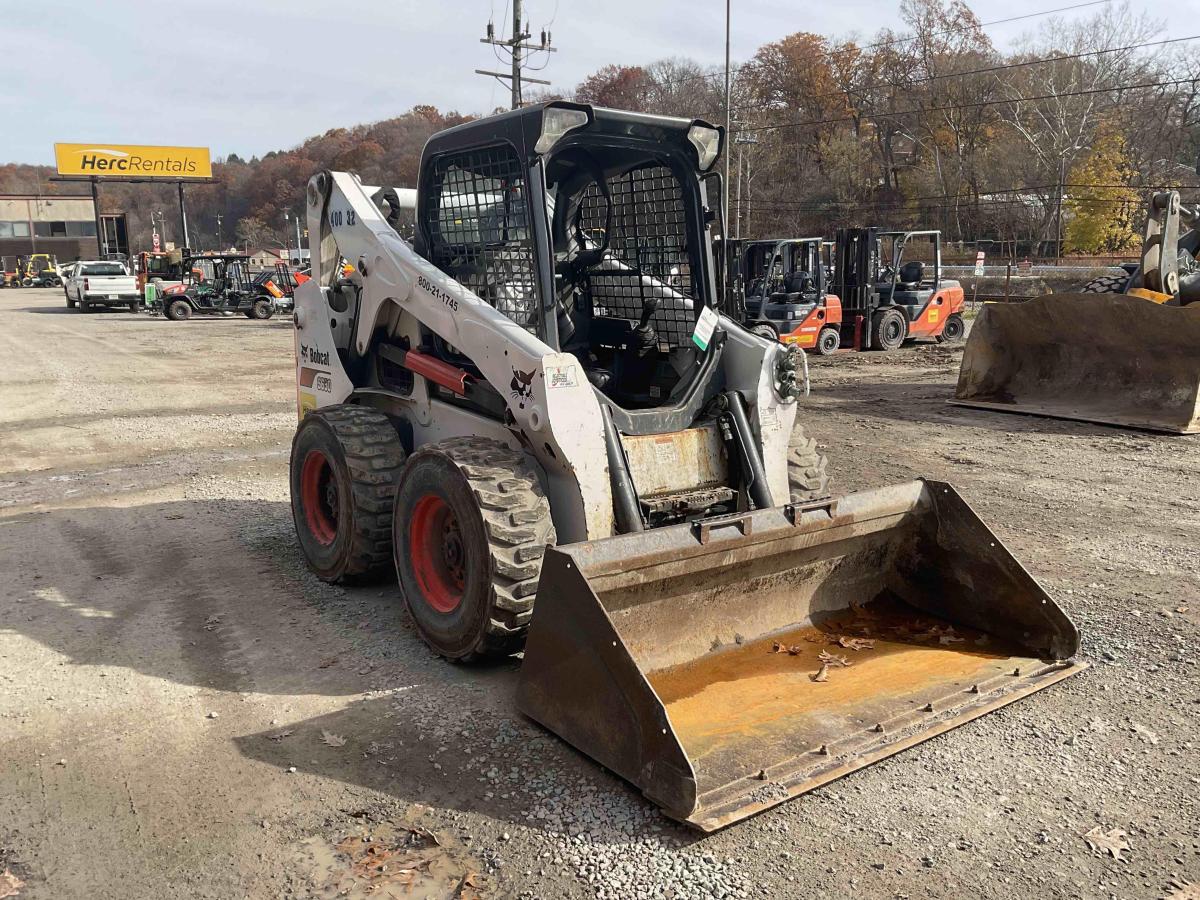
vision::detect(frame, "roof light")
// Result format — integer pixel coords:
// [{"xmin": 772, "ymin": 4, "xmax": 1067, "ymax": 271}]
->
[
  {"xmin": 688, "ymin": 124, "xmax": 722, "ymax": 171},
  {"xmin": 535, "ymin": 107, "xmax": 590, "ymax": 154}
]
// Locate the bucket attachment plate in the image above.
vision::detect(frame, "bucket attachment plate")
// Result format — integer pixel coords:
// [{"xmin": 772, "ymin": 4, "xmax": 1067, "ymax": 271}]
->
[
  {"xmin": 952, "ymin": 294, "xmax": 1200, "ymax": 434},
  {"xmin": 516, "ymin": 481, "xmax": 1083, "ymax": 831}
]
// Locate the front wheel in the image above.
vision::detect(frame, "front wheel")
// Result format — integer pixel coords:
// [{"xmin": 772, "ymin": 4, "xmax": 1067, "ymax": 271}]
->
[
  {"xmin": 869, "ymin": 308, "xmax": 907, "ymax": 351},
  {"xmin": 290, "ymin": 405, "xmax": 406, "ymax": 583},
  {"xmin": 787, "ymin": 424, "xmax": 831, "ymax": 502},
  {"xmin": 816, "ymin": 327, "xmax": 840, "ymax": 355},
  {"xmin": 937, "ymin": 312, "xmax": 965, "ymax": 343},
  {"xmin": 164, "ymin": 299, "xmax": 192, "ymax": 321},
  {"xmin": 1080, "ymin": 272, "xmax": 1131, "ymax": 294},
  {"xmin": 393, "ymin": 437, "xmax": 554, "ymax": 661},
  {"xmin": 749, "ymin": 323, "xmax": 778, "ymax": 341},
  {"xmin": 250, "ymin": 299, "xmax": 273, "ymax": 319}
]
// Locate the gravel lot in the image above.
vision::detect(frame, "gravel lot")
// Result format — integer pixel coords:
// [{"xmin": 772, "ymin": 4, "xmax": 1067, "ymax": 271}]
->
[{"xmin": 1, "ymin": 286, "xmax": 1197, "ymax": 899}]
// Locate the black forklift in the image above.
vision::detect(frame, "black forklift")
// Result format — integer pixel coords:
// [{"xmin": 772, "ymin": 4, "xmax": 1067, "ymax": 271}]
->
[{"xmin": 153, "ymin": 252, "xmax": 277, "ymax": 321}]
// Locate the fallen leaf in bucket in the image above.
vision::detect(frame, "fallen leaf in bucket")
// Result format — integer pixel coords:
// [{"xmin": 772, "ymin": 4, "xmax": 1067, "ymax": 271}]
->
[
  {"xmin": 1083, "ymin": 826, "xmax": 1129, "ymax": 860},
  {"xmin": 939, "ymin": 634, "xmax": 966, "ymax": 645},
  {"xmin": 0, "ymin": 869, "xmax": 25, "ymax": 899},
  {"xmin": 838, "ymin": 636, "xmax": 876, "ymax": 651},
  {"xmin": 818, "ymin": 650, "xmax": 852, "ymax": 668},
  {"xmin": 811, "ymin": 664, "xmax": 830, "ymax": 683},
  {"xmin": 321, "ymin": 730, "xmax": 347, "ymax": 748},
  {"xmin": 772, "ymin": 642, "xmax": 787, "ymax": 654}
]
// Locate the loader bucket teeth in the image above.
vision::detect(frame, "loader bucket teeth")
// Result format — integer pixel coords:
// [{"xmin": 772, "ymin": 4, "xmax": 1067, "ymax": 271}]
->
[
  {"xmin": 953, "ymin": 293, "xmax": 1200, "ymax": 434},
  {"xmin": 516, "ymin": 480, "xmax": 1083, "ymax": 831}
]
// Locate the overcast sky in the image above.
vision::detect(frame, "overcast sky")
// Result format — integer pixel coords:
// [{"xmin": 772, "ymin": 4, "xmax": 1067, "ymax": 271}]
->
[{"xmin": 0, "ymin": 0, "xmax": 1169, "ymax": 165}]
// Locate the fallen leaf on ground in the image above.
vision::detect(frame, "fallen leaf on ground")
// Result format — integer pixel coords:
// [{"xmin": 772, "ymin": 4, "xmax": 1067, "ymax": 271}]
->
[
  {"xmin": 1176, "ymin": 606, "xmax": 1189, "ymax": 614},
  {"xmin": 810, "ymin": 664, "xmax": 830, "ymax": 683},
  {"xmin": 321, "ymin": 730, "xmax": 347, "ymax": 748},
  {"xmin": 456, "ymin": 872, "xmax": 485, "ymax": 899},
  {"xmin": 203, "ymin": 615, "xmax": 221, "ymax": 630},
  {"xmin": 1083, "ymin": 826, "xmax": 1130, "ymax": 860},
  {"xmin": 837, "ymin": 636, "xmax": 876, "ymax": 651},
  {"xmin": 318, "ymin": 657, "xmax": 338, "ymax": 668},
  {"xmin": 818, "ymin": 650, "xmax": 852, "ymax": 667},
  {"xmin": 408, "ymin": 826, "xmax": 441, "ymax": 847},
  {"xmin": 0, "ymin": 869, "xmax": 25, "ymax": 899},
  {"xmin": 267, "ymin": 729, "xmax": 294, "ymax": 741}
]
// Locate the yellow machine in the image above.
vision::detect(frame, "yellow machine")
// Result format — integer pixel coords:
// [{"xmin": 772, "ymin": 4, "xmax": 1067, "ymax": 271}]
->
[{"xmin": 955, "ymin": 190, "xmax": 1200, "ymax": 433}]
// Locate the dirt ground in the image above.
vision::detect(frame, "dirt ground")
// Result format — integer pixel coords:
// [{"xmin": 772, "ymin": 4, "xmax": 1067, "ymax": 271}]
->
[{"xmin": 1, "ymin": 286, "xmax": 1197, "ymax": 900}]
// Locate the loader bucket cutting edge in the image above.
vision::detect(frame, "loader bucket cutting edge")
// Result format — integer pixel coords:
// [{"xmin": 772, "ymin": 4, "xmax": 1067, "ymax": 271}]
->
[
  {"xmin": 952, "ymin": 293, "xmax": 1200, "ymax": 434},
  {"xmin": 516, "ymin": 480, "xmax": 1084, "ymax": 831}
]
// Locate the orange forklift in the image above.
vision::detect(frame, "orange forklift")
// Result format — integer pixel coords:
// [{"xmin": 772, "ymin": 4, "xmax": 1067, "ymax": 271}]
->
[{"xmin": 832, "ymin": 228, "xmax": 965, "ymax": 350}]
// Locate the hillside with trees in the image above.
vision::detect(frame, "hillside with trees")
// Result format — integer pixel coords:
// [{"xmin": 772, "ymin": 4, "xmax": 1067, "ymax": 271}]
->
[{"xmin": 2, "ymin": 0, "xmax": 1195, "ymax": 258}]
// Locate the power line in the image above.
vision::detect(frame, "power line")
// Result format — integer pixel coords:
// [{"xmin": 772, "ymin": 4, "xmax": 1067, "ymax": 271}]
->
[
  {"xmin": 737, "ymin": 77, "xmax": 1196, "ymax": 133},
  {"xmin": 728, "ymin": 33, "xmax": 1200, "ymax": 116},
  {"xmin": 477, "ymin": 0, "xmax": 556, "ymax": 109},
  {"xmin": 633, "ymin": 0, "xmax": 1113, "ymax": 93}
]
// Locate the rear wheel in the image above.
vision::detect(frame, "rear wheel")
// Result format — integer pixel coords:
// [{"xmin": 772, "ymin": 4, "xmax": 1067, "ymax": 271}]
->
[
  {"xmin": 165, "ymin": 299, "xmax": 192, "ymax": 321},
  {"xmin": 79, "ymin": 300, "xmax": 92, "ymax": 313},
  {"xmin": 290, "ymin": 405, "xmax": 405, "ymax": 583},
  {"xmin": 251, "ymin": 299, "xmax": 273, "ymax": 319},
  {"xmin": 816, "ymin": 327, "xmax": 840, "ymax": 355},
  {"xmin": 750, "ymin": 323, "xmax": 778, "ymax": 341},
  {"xmin": 937, "ymin": 312, "xmax": 965, "ymax": 343},
  {"xmin": 66, "ymin": 295, "xmax": 76, "ymax": 309},
  {"xmin": 787, "ymin": 424, "xmax": 831, "ymax": 502},
  {"xmin": 128, "ymin": 300, "xmax": 140, "ymax": 313},
  {"xmin": 393, "ymin": 437, "xmax": 554, "ymax": 661},
  {"xmin": 869, "ymin": 308, "xmax": 906, "ymax": 351},
  {"xmin": 1081, "ymin": 272, "xmax": 1131, "ymax": 294}
]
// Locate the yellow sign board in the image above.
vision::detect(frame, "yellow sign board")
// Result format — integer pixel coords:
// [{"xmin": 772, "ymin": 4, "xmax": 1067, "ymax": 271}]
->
[{"xmin": 54, "ymin": 143, "xmax": 212, "ymax": 179}]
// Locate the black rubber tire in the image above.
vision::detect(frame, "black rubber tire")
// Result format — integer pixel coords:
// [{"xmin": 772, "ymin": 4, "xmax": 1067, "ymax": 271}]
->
[
  {"xmin": 251, "ymin": 299, "xmax": 273, "ymax": 320},
  {"xmin": 787, "ymin": 424, "xmax": 831, "ymax": 502},
  {"xmin": 79, "ymin": 301, "xmax": 91, "ymax": 313},
  {"xmin": 816, "ymin": 327, "xmax": 840, "ymax": 355},
  {"xmin": 128, "ymin": 300, "xmax": 140, "ymax": 313},
  {"xmin": 393, "ymin": 436, "xmax": 555, "ymax": 661},
  {"xmin": 290, "ymin": 405, "xmax": 406, "ymax": 583},
  {"xmin": 937, "ymin": 312, "xmax": 965, "ymax": 343},
  {"xmin": 66, "ymin": 295, "xmax": 76, "ymax": 309},
  {"xmin": 869, "ymin": 308, "xmax": 907, "ymax": 351},
  {"xmin": 1081, "ymin": 272, "xmax": 1130, "ymax": 294},
  {"xmin": 165, "ymin": 299, "xmax": 192, "ymax": 321},
  {"xmin": 242, "ymin": 310, "xmax": 255, "ymax": 319},
  {"xmin": 750, "ymin": 323, "xmax": 778, "ymax": 341}
]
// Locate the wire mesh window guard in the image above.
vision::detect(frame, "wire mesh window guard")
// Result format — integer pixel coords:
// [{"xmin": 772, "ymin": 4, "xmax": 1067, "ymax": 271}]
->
[
  {"xmin": 424, "ymin": 145, "xmax": 539, "ymax": 332},
  {"xmin": 578, "ymin": 165, "xmax": 697, "ymax": 349}
]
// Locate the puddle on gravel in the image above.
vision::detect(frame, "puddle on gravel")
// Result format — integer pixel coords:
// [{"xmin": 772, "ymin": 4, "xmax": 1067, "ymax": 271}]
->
[{"xmin": 296, "ymin": 819, "xmax": 486, "ymax": 899}]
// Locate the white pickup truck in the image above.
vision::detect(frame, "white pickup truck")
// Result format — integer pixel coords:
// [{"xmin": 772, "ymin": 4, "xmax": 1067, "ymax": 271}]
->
[{"xmin": 64, "ymin": 261, "xmax": 140, "ymax": 312}]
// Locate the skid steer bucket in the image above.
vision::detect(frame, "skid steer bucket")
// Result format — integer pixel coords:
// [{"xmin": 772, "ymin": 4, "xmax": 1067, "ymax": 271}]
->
[
  {"xmin": 952, "ymin": 294, "xmax": 1200, "ymax": 433},
  {"xmin": 517, "ymin": 481, "xmax": 1083, "ymax": 831}
]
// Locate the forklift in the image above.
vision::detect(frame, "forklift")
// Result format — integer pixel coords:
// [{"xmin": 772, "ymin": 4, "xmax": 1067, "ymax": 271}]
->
[
  {"xmin": 740, "ymin": 238, "xmax": 842, "ymax": 354},
  {"xmin": 831, "ymin": 228, "xmax": 965, "ymax": 350}
]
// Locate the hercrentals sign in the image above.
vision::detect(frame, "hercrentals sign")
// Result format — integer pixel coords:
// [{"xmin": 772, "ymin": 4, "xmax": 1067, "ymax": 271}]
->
[{"xmin": 54, "ymin": 143, "xmax": 212, "ymax": 179}]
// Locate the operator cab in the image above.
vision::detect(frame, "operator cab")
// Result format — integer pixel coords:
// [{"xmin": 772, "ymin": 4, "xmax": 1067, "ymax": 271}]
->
[{"xmin": 414, "ymin": 103, "xmax": 724, "ymax": 412}]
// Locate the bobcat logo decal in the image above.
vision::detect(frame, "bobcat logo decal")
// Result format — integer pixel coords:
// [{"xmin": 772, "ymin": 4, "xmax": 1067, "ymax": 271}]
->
[{"xmin": 510, "ymin": 367, "xmax": 536, "ymax": 408}]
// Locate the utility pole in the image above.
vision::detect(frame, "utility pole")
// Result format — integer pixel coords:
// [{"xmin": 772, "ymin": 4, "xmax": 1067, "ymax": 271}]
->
[
  {"xmin": 216, "ymin": 213, "xmax": 223, "ymax": 250},
  {"xmin": 734, "ymin": 129, "xmax": 758, "ymax": 239},
  {"xmin": 284, "ymin": 211, "xmax": 292, "ymax": 263},
  {"xmin": 476, "ymin": 0, "xmax": 555, "ymax": 109},
  {"xmin": 1054, "ymin": 154, "xmax": 1066, "ymax": 265},
  {"xmin": 722, "ymin": 0, "xmax": 732, "ymax": 305},
  {"xmin": 295, "ymin": 215, "xmax": 303, "ymax": 263}
]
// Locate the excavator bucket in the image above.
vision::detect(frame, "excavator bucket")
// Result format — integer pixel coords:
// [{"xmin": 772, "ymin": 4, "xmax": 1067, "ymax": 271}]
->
[
  {"xmin": 952, "ymin": 293, "xmax": 1200, "ymax": 434},
  {"xmin": 517, "ymin": 481, "xmax": 1083, "ymax": 831}
]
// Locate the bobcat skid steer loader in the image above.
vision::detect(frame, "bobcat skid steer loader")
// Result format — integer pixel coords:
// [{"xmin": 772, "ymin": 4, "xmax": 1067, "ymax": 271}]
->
[
  {"xmin": 289, "ymin": 103, "xmax": 1083, "ymax": 830},
  {"xmin": 954, "ymin": 190, "xmax": 1200, "ymax": 433}
]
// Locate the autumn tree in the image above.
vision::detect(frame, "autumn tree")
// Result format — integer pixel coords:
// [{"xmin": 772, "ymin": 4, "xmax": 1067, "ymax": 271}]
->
[{"xmin": 1064, "ymin": 123, "xmax": 1141, "ymax": 253}]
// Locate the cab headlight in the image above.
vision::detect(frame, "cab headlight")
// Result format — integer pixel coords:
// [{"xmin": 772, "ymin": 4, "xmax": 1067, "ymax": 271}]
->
[
  {"xmin": 535, "ymin": 107, "xmax": 590, "ymax": 154},
  {"xmin": 688, "ymin": 124, "xmax": 722, "ymax": 171}
]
